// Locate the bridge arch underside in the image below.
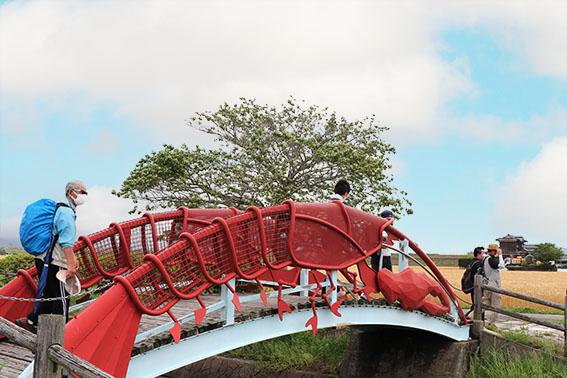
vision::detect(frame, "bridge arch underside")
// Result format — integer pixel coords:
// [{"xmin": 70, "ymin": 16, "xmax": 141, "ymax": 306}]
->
[{"xmin": 127, "ymin": 306, "xmax": 470, "ymax": 378}]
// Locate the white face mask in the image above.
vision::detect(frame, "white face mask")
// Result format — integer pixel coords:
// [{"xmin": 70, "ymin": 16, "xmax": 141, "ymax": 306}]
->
[{"xmin": 74, "ymin": 193, "xmax": 88, "ymax": 206}]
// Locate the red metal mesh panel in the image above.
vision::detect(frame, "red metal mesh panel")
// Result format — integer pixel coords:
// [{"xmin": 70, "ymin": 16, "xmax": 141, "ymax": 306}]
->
[
  {"xmin": 143, "ymin": 224, "xmax": 156, "ymax": 254},
  {"xmin": 195, "ymin": 226, "xmax": 233, "ymax": 281},
  {"xmin": 128, "ymin": 226, "xmax": 147, "ymax": 266},
  {"xmin": 162, "ymin": 242, "xmax": 208, "ymax": 296},
  {"xmin": 185, "ymin": 221, "xmax": 210, "ymax": 234},
  {"xmin": 155, "ymin": 218, "xmax": 181, "ymax": 251},
  {"xmin": 91, "ymin": 235, "xmax": 125, "ymax": 274},
  {"xmin": 293, "ymin": 218, "xmax": 362, "ymax": 267},
  {"xmin": 262, "ymin": 207, "xmax": 292, "ymax": 267},
  {"xmin": 345, "ymin": 207, "xmax": 384, "ymax": 252},
  {"xmin": 129, "ymin": 265, "xmax": 175, "ymax": 311},
  {"xmin": 187, "ymin": 208, "xmax": 240, "ymax": 220},
  {"xmin": 228, "ymin": 214, "xmax": 265, "ymax": 277},
  {"xmin": 76, "ymin": 246, "xmax": 99, "ymax": 283},
  {"xmin": 294, "ymin": 203, "xmax": 349, "ymax": 233}
]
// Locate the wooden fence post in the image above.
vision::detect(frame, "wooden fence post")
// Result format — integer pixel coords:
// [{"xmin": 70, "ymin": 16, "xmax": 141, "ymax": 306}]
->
[
  {"xmin": 472, "ymin": 274, "xmax": 483, "ymax": 338},
  {"xmin": 34, "ymin": 314, "xmax": 65, "ymax": 378}
]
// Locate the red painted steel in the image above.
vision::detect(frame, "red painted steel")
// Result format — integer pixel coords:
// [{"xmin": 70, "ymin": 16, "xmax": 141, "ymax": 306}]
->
[
  {"xmin": 0, "ymin": 207, "xmax": 240, "ymax": 324},
  {"xmin": 1, "ymin": 201, "xmax": 466, "ymax": 377},
  {"xmin": 59, "ymin": 201, "xmax": 465, "ymax": 377}
]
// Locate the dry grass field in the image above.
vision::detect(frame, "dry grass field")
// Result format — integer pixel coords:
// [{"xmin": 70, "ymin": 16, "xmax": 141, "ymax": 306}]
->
[
  {"xmin": 341, "ymin": 264, "xmax": 567, "ymax": 312},
  {"xmin": 438, "ymin": 266, "xmax": 567, "ymax": 311}
]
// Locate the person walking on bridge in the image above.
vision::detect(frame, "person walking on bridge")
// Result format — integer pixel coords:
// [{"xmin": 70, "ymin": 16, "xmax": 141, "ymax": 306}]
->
[
  {"xmin": 483, "ymin": 243, "xmax": 506, "ymax": 325},
  {"xmin": 329, "ymin": 179, "xmax": 351, "ymax": 206},
  {"xmin": 16, "ymin": 180, "xmax": 88, "ymax": 333},
  {"xmin": 371, "ymin": 209, "xmax": 396, "ymax": 271}
]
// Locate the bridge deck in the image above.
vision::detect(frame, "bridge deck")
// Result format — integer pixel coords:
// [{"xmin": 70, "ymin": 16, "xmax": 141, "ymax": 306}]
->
[{"xmin": 0, "ymin": 294, "xmax": 455, "ymax": 377}]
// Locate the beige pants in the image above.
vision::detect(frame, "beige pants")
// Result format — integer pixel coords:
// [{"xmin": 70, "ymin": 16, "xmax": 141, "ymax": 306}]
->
[{"xmin": 482, "ymin": 288, "xmax": 501, "ymax": 325}]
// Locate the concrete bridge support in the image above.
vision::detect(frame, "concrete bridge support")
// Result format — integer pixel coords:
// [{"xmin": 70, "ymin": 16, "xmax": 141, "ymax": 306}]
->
[{"xmin": 339, "ymin": 327, "xmax": 478, "ymax": 378}]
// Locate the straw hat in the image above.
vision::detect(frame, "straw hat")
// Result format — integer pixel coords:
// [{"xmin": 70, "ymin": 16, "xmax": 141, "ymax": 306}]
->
[{"xmin": 487, "ymin": 243, "xmax": 499, "ymax": 252}]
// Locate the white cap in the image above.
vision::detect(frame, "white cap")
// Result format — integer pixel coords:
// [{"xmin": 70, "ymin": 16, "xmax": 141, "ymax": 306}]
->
[{"xmin": 56, "ymin": 270, "xmax": 81, "ymax": 295}]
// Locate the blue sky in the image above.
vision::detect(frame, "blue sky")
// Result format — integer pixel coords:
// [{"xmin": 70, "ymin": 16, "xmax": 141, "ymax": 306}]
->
[{"xmin": 1, "ymin": 1, "xmax": 566, "ymax": 253}]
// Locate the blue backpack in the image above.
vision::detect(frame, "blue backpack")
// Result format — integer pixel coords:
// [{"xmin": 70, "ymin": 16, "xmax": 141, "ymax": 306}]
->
[{"xmin": 20, "ymin": 199, "xmax": 69, "ymax": 256}]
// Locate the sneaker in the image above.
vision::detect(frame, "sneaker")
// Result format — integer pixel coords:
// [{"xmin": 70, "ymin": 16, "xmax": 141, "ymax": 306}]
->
[{"xmin": 15, "ymin": 317, "xmax": 37, "ymax": 334}]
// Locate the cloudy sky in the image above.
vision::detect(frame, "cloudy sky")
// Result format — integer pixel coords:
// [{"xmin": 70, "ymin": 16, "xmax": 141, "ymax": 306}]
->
[{"xmin": 1, "ymin": 0, "xmax": 566, "ymax": 253}]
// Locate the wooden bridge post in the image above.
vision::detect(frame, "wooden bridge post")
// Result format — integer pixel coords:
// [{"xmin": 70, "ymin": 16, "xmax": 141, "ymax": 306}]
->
[
  {"xmin": 221, "ymin": 278, "xmax": 235, "ymax": 325},
  {"xmin": 398, "ymin": 239, "xmax": 409, "ymax": 272},
  {"xmin": 471, "ymin": 274, "xmax": 483, "ymax": 338},
  {"xmin": 299, "ymin": 269, "xmax": 309, "ymax": 297},
  {"xmin": 34, "ymin": 314, "xmax": 65, "ymax": 378}
]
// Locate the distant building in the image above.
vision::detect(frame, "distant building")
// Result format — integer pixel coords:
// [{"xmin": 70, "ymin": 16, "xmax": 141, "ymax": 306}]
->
[{"xmin": 496, "ymin": 234, "xmax": 529, "ymax": 257}]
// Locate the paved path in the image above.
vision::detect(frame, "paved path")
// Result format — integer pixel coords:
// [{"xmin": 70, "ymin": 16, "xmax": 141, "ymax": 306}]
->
[{"xmin": 493, "ymin": 313, "xmax": 564, "ymax": 345}]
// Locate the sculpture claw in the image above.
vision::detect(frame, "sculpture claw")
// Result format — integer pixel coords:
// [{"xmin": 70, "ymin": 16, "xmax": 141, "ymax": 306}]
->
[
  {"xmin": 194, "ymin": 307, "xmax": 206, "ymax": 324},
  {"xmin": 330, "ymin": 300, "xmax": 343, "ymax": 317},
  {"xmin": 278, "ymin": 299, "xmax": 292, "ymax": 321},
  {"xmin": 170, "ymin": 321, "xmax": 181, "ymax": 344},
  {"xmin": 305, "ymin": 315, "xmax": 318, "ymax": 336}
]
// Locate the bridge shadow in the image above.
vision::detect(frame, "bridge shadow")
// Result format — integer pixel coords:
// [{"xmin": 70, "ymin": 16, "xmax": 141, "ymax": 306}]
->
[{"xmin": 340, "ymin": 326, "xmax": 478, "ymax": 377}]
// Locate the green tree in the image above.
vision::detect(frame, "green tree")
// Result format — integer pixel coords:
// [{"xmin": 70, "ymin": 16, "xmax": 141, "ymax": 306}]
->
[
  {"xmin": 533, "ymin": 243, "xmax": 563, "ymax": 263},
  {"xmin": 114, "ymin": 98, "xmax": 412, "ymax": 215}
]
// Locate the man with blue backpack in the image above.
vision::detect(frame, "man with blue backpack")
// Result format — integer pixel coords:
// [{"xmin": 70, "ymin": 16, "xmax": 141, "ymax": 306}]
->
[{"xmin": 16, "ymin": 180, "xmax": 88, "ymax": 333}]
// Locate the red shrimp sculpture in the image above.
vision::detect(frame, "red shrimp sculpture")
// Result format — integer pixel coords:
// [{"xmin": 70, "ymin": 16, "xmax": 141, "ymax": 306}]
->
[{"xmin": 59, "ymin": 201, "xmax": 465, "ymax": 377}]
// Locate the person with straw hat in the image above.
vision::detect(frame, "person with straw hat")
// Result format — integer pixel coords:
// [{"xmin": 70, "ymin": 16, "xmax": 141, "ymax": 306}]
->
[{"xmin": 483, "ymin": 243, "xmax": 507, "ymax": 325}]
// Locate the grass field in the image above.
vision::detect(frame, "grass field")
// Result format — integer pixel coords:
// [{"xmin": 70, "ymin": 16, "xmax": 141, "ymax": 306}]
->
[
  {"xmin": 341, "ymin": 264, "xmax": 567, "ymax": 312},
  {"xmin": 437, "ymin": 266, "xmax": 567, "ymax": 311}
]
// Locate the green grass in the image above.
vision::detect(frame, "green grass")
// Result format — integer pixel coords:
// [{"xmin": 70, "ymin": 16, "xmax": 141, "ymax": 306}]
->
[
  {"xmin": 485, "ymin": 325, "xmax": 564, "ymax": 356},
  {"xmin": 225, "ymin": 328, "xmax": 350, "ymax": 375},
  {"xmin": 499, "ymin": 329, "xmax": 564, "ymax": 355},
  {"xmin": 467, "ymin": 350, "xmax": 567, "ymax": 378},
  {"xmin": 504, "ymin": 306, "xmax": 564, "ymax": 315}
]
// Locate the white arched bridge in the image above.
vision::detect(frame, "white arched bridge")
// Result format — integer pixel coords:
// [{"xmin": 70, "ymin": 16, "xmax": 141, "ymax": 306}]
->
[{"xmin": 0, "ymin": 202, "xmax": 470, "ymax": 377}]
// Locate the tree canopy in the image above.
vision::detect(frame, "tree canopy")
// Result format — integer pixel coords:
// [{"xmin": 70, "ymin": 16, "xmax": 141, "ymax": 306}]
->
[
  {"xmin": 533, "ymin": 243, "xmax": 563, "ymax": 263},
  {"xmin": 114, "ymin": 98, "xmax": 412, "ymax": 215}
]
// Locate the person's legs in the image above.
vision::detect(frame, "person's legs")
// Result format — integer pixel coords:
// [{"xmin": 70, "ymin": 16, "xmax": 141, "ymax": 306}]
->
[
  {"xmin": 371, "ymin": 252, "xmax": 381, "ymax": 271},
  {"xmin": 382, "ymin": 256, "xmax": 392, "ymax": 271},
  {"xmin": 28, "ymin": 263, "xmax": 69, "ymax": 323},
  {"xmin": 488, "ymin": 292, "xmax": 501, "ymax": 325},
  {"xmin": 465, "ymin": 293, "xmax": 475, "ymax": 317},
  {"xmin": 27, "ymin": 258, "xmax": 46, "ymax": 325}
]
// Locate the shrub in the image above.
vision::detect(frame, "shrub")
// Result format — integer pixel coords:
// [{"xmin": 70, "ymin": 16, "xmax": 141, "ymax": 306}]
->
[
  {"xmin": 0, "ymin": 253, "xmax": 34, "ymax": 286},
  {"xmin": 458, "ymin": 258, "xmax": 474, "ymax": 268}
]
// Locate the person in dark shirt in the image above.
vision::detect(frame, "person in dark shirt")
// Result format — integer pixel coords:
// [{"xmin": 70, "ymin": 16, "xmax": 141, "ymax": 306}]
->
[
  {"xmin": 371, "ymin": 209, "xmax": 396, "ymax": 271},
  {"xmin": 329, "ymin": 179, "xmax": 351, "ymax": 205},
  {"xmin": 465, "ymin": 246, "xmax": 485, "ymax": 317}
]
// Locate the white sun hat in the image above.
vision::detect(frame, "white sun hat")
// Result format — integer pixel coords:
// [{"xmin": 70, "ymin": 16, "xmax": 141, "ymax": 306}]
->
[{"xmin": 56, "ymin": 270, "xmax": 81, "ymax": 296}]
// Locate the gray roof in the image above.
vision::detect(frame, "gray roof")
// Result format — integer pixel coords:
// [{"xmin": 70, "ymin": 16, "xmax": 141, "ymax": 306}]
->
[{"xmin": 496, "ymin": 234, "xmax": 527, "ymax": 243}]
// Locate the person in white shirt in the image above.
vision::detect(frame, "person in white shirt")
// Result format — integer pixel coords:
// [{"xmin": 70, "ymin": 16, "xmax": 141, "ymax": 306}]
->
[
  {"xmin": 371, "ymin": 209, "xmax": 395, "ymax": 271},
  {"xmin": 483, "ymin": 243, "xmax": 506, "ymax": 325}
]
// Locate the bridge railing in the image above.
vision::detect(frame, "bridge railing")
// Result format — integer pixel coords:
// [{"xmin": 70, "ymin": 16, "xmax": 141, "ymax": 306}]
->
[
  {"xmin": 134, "ymin": 268, "xmax": 337, "ymax": 344},
  {"xmin": 472, "ymin": 274, "xmax": 566, "ymax": 356},
  {"xmin": 0, "ymin": 314, "xmax": 112, "ymax": 378}
]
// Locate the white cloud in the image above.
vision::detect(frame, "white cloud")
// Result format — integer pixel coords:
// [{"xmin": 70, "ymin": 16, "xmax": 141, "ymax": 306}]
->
[
  {"xmin": 0, "ymin": 1, "xmax": 479, "ymax": 145},
  {"xmin": 0, "ymin": 186, "xmax": 138, "ymax": 241},
  {"xmin": 2, "ymin": 1, "xmax": 564, "ymax": 145},
  {"xmin": 493, "ymin": 136, "xmax": 567, "ymax": 246},
  {"xmin": 74, "ymin": 186, "xmax": 137, "ymax": 236},
  {"xmin": 455, "ymin": 106, "xmax": 567, "ymax": 143}
]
